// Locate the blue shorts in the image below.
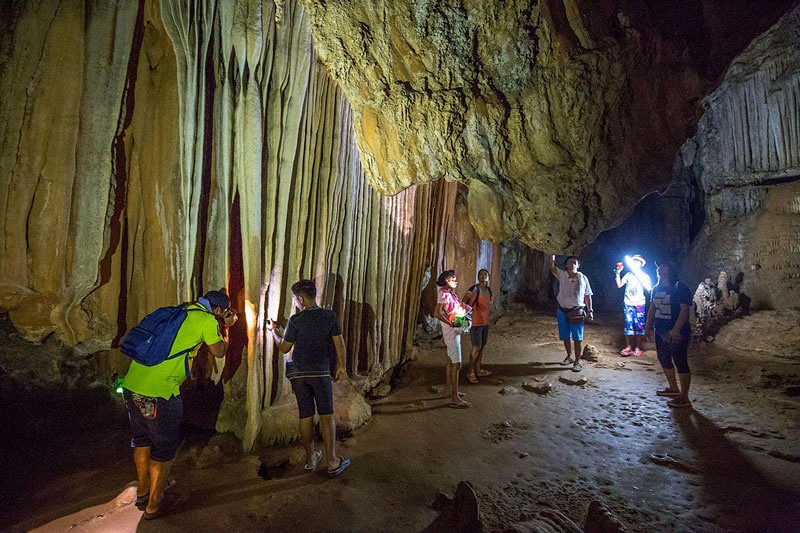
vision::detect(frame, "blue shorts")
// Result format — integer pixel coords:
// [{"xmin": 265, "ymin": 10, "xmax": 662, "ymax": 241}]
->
[
  {"xmin": 557, "ymin": 307, "xmax": 584, "ymax": 341},
  {"xmin": 624, "ymin": 304, "xmax": 646, "ymax": 336},
  {"xmin": 655, "ymin": 335, "xmax": 690, "ymax": 374},
  {"xmin": 291, "ymin": 376, "xmax": 334, "ymax": 419},
  {"xmin": 123, "ymin": 388, "xmax": 183, "ymax": 462},
  {"xmin": 470, "ymin": 325, "xmax": 489, "ymax": 348}
]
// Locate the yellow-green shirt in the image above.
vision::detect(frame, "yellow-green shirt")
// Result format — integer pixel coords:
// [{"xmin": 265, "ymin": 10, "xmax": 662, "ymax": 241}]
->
[{"xmin": 122, "ymin": 302, "xmax": 223, "ymax": 399}]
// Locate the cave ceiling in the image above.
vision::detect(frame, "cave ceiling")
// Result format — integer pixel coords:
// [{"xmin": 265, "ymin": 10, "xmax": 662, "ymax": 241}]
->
[{"xmin": 298, "ymin": 0, "xmax": 795, "ymax": 251}]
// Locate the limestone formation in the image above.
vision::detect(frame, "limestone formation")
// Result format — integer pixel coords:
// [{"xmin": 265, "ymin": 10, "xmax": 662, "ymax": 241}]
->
[
  {"xmin": 0, "ymin": 0, "xmax": 497, "ymax": 450},
  {"xmin": 684, "ymin": 6, "xmax": 800, "ymax": 310},
  {"xmin": 691, "ymin": 272, "xmax": 748, "ymax": 340},
  {"xmin": 298, "ymin": 0, "xmax": 794, "ymax": 251}
]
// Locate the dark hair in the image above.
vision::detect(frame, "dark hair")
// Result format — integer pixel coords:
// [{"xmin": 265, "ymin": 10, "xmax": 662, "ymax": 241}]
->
[
  {"xmin": 291, "ymin": 279, "xmax": 317, "ymax": 299},
  {"xmin": 478, "ymin": 268, "xmax": 490, "ymax": 277},
  {"xmin": 655, "ymin": 260, "xmax": 673, "ymax": 270},
  {"xmin": 436, "ymin": 270, "xmax": 456, "ymax": 287},
  {"xmin": 655, "ymin": 260, "xmax": 679, "ymax": 280},
  {"xmin": 565, "ymin": 256, "xmax": 579, "ymax": 266}
]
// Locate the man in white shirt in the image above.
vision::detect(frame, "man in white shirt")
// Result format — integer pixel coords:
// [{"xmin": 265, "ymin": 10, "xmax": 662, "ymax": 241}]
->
[{"xmin": 548, "ymin": 255, "xmax": 594, "ymax": 372}]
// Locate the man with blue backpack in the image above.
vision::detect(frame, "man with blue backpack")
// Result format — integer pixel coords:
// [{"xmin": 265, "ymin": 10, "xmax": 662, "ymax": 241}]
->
[{"xmin": 120, "ymin": 290, "xmax": 237, "ymax": 519}]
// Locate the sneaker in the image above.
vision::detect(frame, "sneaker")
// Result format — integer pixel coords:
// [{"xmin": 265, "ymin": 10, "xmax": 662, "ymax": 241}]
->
[
  {"xmin": 561, "ymin": 356, "xmax": 574, "ymax": 365},
  {"xmin": 572, "ymin": 362, "xmax": 582, "ymax": 372},
  {"xmin": 619, "ymin": 347, "xmax": 632, "ymax": 357},
  {"xmin": 633, "ymin": 348, "xmax": 643, "ymax": 357}
]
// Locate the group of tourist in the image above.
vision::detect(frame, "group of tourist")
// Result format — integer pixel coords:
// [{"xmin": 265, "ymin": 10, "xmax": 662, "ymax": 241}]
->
[
  {"xmin": 433, "ymin": 268, "xmax": 494, "ymax": 408},
  {"xmin": 433, "ymin": 254, "xmax": 693, "ymax": 412},
  {"xmin": 119, "ymin": 253, "xmax": 693, "ymax": 519}
]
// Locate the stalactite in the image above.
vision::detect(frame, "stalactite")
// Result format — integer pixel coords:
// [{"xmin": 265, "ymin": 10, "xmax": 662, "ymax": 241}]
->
[
  {"xmin": 698, "ymin": 8, "xmax": 800, "ymax": 192},
  {"xmin": 0, "ymin": 0, "xmax": 503, "ymax": 449},
  {"xmin": 687, "ymin": 6, "xmax": 800, "ymax": 311}
]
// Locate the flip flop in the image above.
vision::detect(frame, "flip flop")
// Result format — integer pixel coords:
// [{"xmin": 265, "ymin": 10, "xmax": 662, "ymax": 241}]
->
[
  {"xmin": 326, "ymin": 456, "xmax": 351, "ymax": 478},
  {"xmin": 448, "ymin": 400, "xmax": 471, "ymax": 409},
  {"xmin": 619, "ymin": 347, "xmax": 632, "ymax": 356},
  {"xmin": 477, "ymin": 369, "xmax": 493, "ymax": 377},
  {"xmin": 467, "ymin": 374, "xmax": 479, "ymax": 384},
  {"xmin": 304, "ymin": 450, "xmax": 323, "ymax": 472},
  {"xmin": 142, "ymin": 491, "xmax": 189, "ymax": 520},
  {"xmin": 656, "ymin": 389, "xmax": 681, "ymax": 397},
  {"xmin": 667, "ymin": 398, "xmax": 693, "ymax": 409},
  {"xmin": 135, "ymin": 478, "xmax": 177, "ymax": 511}
]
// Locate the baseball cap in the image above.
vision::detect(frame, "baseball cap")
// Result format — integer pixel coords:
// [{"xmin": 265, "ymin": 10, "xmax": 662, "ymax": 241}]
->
[{"xmin": 203, "ymin": 290, "xmax": 230, "ymax": 310}]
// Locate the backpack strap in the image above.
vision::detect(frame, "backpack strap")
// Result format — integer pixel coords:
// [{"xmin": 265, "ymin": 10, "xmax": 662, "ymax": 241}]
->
[
  {"xmin": 468, "ymin": 284, "xmax": 492, "ymax": 299},
  {"xmin": 169, "ymin": 305, "xmax": 213, "ymax": 376}
]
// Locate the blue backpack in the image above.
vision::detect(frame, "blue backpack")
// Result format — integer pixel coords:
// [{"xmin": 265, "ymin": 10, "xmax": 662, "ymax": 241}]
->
[{"xmin": 120, "ymin": 305, "xmax": 209, "ymax": 376}]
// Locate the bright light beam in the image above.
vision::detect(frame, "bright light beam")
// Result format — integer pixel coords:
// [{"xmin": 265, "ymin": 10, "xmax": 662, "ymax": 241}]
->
[{"xmin": 624, "ymin": 255, "xmax": 652, "ymax": 291}]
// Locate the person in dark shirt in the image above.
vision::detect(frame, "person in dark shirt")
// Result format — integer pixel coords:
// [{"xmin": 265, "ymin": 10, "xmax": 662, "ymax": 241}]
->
[
  {"xmin": 644, "ymin": 261, "xmax": 693, "ymax": 408},
  {"xmin": 267, "ymin": 279, "xmax": 350, "ymax": 477}
]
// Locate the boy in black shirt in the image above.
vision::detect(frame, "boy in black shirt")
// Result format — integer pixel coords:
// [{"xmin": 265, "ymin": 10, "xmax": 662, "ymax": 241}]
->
[{"xmin": 267, "ymin": 280, "xmax": 350, "ymax": 477}]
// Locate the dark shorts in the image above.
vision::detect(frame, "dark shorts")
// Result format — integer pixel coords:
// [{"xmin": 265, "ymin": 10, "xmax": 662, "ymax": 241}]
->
[
  {"xmin": 655, "ymin": 335, "xmax": 690, "ymax": 374},
  {"xmin": 291, "ymin": 376, "xmax": 334, "ymax": 419},
  {"xmin": 123, "ymin": 388, "xmax": 183, "ymax": 462},
  {"xmin": 470, "ymin": 325, "xmax": 489, "ymax": 348}
]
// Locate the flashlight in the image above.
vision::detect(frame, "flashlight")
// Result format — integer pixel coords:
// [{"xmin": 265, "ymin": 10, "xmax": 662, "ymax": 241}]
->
[{"xmin": 624, "ymin": 255, "xmax": 652, "ymax": 291}]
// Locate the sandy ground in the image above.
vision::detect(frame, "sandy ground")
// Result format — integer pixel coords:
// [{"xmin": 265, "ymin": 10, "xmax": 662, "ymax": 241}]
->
[{"xmin": 7, "ymin": 308, "xmax": 800, "ymax": 532}]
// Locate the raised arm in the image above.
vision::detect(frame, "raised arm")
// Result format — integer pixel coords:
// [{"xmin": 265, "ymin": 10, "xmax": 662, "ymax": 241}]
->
[
  {"xmin": 207, "ymin": 335, "xmax": 229, "ymax": 358},
  {"xmin": 547, "ymin": 255, "xmax": 559, "ymax": 277},
  {"xmin": 267, "ymin": 319, "xmax": 294, "ymax": 353}
]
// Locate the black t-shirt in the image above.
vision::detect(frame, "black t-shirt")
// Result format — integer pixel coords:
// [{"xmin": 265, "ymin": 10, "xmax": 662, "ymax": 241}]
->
[{"xmin": 284, "ymin": 307, "xmax": 342, "ymax": 378}]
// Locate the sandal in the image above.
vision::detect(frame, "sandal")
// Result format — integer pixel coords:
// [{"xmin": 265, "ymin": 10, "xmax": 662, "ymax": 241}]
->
[
  {"xmin": 467, "ymin": 374, "xmax": 479, "ymax": 384},
  {"xmin": 448, "ymin": 400, "xmax": 471, "ymax": 409},
  {"xmin": 135, "ymin": 478, "xmax": 177, "ymax": 511},
  {"xmin": 142, "ymin": 491, "xmax": 189, "ymax": 520},
  {"xmin": 667, "ymin": 398, "xmax": 692, "ymax": 409},
  {"xmin": 619, "ymin": 347, "xmax": 632, "ymax": 357},
  {"xmin": 633, "ymin": 348, "xmax": 643, "ymax": 357},
  {"xmin": 326, "ymin": 456, "xmax": 351, "ymax": 478},
  {"xmin": 304, "ymin": 450, "xmax": 323, "ymax": 471},
  {"xmin": 477, "ymin": 369, "xmax": 493, "ymax": 377},
  {"xmin": 656, "ymin": 389, "xmax": 681, "ymax": 397}
]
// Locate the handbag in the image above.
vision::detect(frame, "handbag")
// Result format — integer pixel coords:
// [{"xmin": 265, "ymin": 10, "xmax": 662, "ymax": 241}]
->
[{"xmin": 562, "ymin": 306, "xmax": 586, "ymax": 324}]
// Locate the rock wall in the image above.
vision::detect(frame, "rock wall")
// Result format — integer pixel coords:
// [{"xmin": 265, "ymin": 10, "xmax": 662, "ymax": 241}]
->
[
  {"xmin": 298, "ymin": 0, "xmax": 794, "ymax": 252},
  {"xmin": 0, "ymin": 0, "xmax": 494, "ymax": 450},
  {"xmin": 683, "ymin": 6, "xmax": 800, "ymax": 310}
]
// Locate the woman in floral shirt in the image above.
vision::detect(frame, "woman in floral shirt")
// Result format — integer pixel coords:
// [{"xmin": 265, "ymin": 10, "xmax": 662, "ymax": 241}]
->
[{"xmin": 434, "ymin": 270, "xmax": 471, "ymax": 408}]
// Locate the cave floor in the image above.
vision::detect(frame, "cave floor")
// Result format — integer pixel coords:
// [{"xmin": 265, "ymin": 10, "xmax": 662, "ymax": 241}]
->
[{"xmin": 11, "ymin": 308, "xmax": 800, "ymax": 532}]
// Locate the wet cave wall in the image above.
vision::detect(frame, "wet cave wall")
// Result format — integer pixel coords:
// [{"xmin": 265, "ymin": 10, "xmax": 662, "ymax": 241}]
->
[
  {"xmin": 2, "ymin": 0, "xmax": 799, "ymax": 454},
  {"xmin": 298, "ymin": 0, "xmax": 794, "ymax": 251},
  {"xmin": 682, "ymin": 5, "xmax": 800, "ymax": 311},
  {"xmin": 0, "ymin": 0, "xmax": 496, "ymax": 450},
  {"xmin": 580, "ymin": 5, "xmax": 800, "ymax": 313}
]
